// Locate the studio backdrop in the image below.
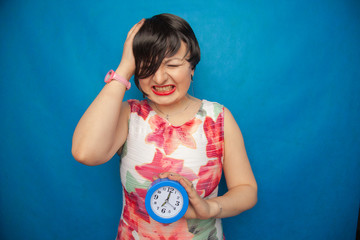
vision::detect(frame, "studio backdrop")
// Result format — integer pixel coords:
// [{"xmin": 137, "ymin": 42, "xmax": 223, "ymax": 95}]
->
[{"xmin": 1, "ymin": 0, "xmax": 359, "ymax": 239}]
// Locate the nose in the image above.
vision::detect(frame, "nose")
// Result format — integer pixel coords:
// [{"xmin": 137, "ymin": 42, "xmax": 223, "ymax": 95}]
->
[{"xmin": 152, "ymin": 65, "xmax": 168, "ymax": 85}]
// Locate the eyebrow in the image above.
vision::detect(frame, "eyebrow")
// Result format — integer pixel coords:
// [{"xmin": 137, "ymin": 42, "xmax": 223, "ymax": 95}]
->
[{"xmin": 164, "ymin": 57, "xmax": 186, "ymax": 64}]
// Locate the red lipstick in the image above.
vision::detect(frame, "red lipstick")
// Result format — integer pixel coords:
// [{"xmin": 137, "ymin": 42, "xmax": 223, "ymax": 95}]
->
[{"xmin": 151, "ymin": 85, "xmax": 176, "ymax": 96}]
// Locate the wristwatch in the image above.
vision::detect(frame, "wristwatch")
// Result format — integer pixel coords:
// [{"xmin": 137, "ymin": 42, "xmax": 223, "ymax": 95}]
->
[{"xmin": 104, "ymin": 70, "xmax": 131, "ymax": 90}]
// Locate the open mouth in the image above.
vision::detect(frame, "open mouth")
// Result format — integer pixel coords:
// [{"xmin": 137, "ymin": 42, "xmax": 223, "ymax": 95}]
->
[{"xmin": 152, "ymin": 85, "xmax": 176, "ymax": 96}]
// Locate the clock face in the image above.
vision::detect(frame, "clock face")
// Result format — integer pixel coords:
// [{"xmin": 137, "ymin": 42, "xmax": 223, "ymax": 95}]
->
[
  {"xmin": 145, "ymin": 178, "xmax": 189, "ymax": 224},
  {"xmin": 150, "ymin": 185, "xmax": 184, "ymax": 218}
]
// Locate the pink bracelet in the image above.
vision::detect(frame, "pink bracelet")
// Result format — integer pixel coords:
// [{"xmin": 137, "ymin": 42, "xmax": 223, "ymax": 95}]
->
[{"xmin": 104, "ymin": 70, "xmax": 131, "ymax": 90}]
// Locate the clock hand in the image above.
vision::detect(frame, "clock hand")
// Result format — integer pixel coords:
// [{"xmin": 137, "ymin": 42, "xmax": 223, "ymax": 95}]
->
[
  {"xmin": 166, "ymin": 191, "xmax": 172, "ymax": 201},
  {"xmin": 166, "ymin": 201, "xmax": 176, "ymax": 209},
  {"xmin": 165, "ymin": 191, "xmax": 176, "ymax": 209},
  {"xmin": 162, "ymin": 192, "xmax": 171, "ymax": 207}
]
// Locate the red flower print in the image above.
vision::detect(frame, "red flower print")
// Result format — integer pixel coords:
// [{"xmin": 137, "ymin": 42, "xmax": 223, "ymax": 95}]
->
[
  {"xmin": 196, "ymin": 159, "xmax": 222, "ymax": 197},
  {"xmin": 203, "ymin": 112, "xmax": 224, "ymax": 159},
  {"xmin": 196, "ymin": 111, "xmax": 224, "ymax": 197},
  {"xmin": 121, "ymin": 187, "xmax": 149, "ymax": 233},
  {"xmin": 146, "ymin": 115, "xmax": 202, "ymax": 155},
  {"xmin": 128, "ymin": 99, "xmax": 152, "ymax": 120},
  {"xmin": 116, "ymin": 219, "xmax": 135, "ymax": 240},
  {"xmin": 135, "ymin": 149, "xmax": 198, "ymax": 182},
  {"xmin": 137, "ymin": 218, "xmax": 194, "ymax": 239}
]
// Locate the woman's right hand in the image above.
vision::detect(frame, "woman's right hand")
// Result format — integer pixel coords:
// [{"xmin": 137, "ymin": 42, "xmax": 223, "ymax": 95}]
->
[{"xmin": 116, "ymin": 19, "xmax": 145, "ymax": 80}]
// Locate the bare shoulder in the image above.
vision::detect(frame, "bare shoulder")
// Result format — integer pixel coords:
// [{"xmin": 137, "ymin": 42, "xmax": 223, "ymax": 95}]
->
[
  {"xmin": 223, "ymin": 106, "xmax": 245, "ymax": 155},
  {"xmin": 223, "ymin": 107, "xmax": 242, "ymax": 136}
]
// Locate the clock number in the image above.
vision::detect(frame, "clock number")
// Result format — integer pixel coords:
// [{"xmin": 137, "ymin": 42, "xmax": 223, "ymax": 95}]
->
[
  {"xmin": 153, "ymin": 195, "xmax": 159, "ymax": 200},
  {"xmin": 175, "ymin": 201, "xmax": 180, "ymax": 206},
  {"xmin": 161, "ymin": 208, "xmax": 166, "ymax": 213},
  {"xmin": 167, "ymin": 187, "xmax": 174, "ymax": 193}
]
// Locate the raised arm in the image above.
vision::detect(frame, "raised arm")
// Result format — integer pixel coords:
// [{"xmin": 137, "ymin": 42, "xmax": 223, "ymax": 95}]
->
[{"xmin": 72, "ymin": 19, "xmax": 144, "ymax": 166}]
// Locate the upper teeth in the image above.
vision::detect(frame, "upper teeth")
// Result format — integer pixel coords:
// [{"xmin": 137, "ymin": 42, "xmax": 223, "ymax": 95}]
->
[{"xmin": 154, "ymin": 86, "xmax": 173, "ymax": 92}]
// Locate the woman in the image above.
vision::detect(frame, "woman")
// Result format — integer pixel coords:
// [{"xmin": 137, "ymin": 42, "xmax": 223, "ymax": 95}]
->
[{"xmin": 72, "ymin": 13, "xmax": 257, "ymax": 239}]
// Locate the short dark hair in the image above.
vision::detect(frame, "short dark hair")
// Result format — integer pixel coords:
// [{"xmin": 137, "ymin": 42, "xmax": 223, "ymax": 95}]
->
[{"xmin": 133, "ymin": 13, "xmax": 200, "ymax": 93}]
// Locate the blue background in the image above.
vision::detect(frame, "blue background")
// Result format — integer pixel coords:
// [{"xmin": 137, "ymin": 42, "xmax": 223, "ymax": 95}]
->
[{"xmin": 1, "ymin": 0, "xmax": 359, "ymax": 239}]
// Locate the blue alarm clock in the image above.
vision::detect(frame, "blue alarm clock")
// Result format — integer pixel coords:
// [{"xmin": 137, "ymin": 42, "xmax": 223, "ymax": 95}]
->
[{"xmin": 145, "ymin": 178, "xmax": 189, "ymax": 224}]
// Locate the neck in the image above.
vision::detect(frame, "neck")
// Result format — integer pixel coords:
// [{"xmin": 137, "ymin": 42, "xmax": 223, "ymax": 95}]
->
[{"xmin": 150, "ymin": 95, "xmax": 193, "ymax": 120}]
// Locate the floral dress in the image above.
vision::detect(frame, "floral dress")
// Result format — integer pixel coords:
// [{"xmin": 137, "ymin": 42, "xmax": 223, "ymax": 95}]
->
[{"xmin": 116, "ymin": 99, "xmax": 225, "ymax": 240}]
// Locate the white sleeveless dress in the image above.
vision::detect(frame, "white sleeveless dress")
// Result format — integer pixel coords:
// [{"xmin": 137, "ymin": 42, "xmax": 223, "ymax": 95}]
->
[{"xmin": 116, "ymin": 99, "xmax": 225, "ymax": 240}]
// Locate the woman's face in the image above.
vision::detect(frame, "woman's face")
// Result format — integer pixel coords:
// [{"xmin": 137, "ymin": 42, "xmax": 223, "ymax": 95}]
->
[{"xmin": 139, "ymin": 42, "xmax": 194, "ymax": 106}]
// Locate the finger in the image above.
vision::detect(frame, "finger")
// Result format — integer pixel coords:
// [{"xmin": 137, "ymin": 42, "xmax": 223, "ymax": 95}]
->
[
  {"xmin": 131, "ymin": 19, "xmax": 145, "ymax": 36},
  {"xmin": 179, "ymin": 178, "xmax": 195, "ymax": 193},
  {"xmin": 167, "ymin": 174, "xmax": 195, "ymax": 192},
  {"xmin": 166, "ymin": 172, "xmax": 183, "ymax": 181},
  {"xmin": 126, "ymin": 24, "xmax": 137, "ymax": 38},
  {"xmin": 127, "ymin": 18, "xmax": 145, "ymax": 38},
  {"xmin": 158, "ymin": 172, "xmax": 172, "ymax": 179},
  {"xmin": 177, "ymin": 175, "xmax": 193, "ymax": 188},
  {"xmin": 158, "ymin": 173, "xmax": 196, "ymax": 193},
  {"xmin": 127, "ymin": 19, "xmax": 142, "ymax": 37},
  {"xmin": 158, "ymin": 172, "xmax": 181, "ymax": 179}
]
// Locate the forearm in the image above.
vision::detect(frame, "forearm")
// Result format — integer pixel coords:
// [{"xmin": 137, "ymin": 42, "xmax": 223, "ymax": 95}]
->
[
  {"xmin": 183, "ymin": 184, "xmax": 257, "ymax": 220},
  {"xmin": 208, "ymin": 184, "xmax": 257, "ymax": 218}
]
